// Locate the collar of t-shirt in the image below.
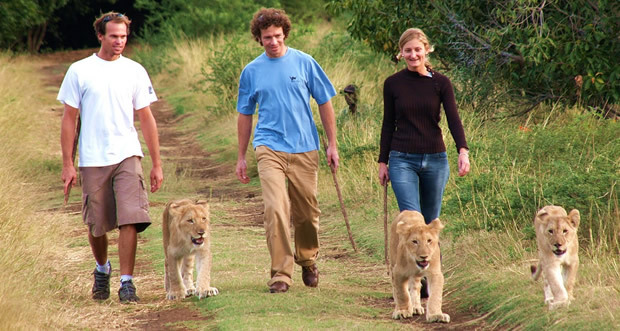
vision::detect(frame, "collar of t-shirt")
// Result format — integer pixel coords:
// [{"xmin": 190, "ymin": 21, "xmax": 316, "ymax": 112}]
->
[{"xmin": 405, "ymin": 68, "xmax": 433, "ymax": 78}]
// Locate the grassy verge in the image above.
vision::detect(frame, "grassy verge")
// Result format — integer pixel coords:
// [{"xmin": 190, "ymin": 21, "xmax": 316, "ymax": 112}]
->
[{"xmin": 0, "ymin": 53, "xmax": 79, "ymax": 329}]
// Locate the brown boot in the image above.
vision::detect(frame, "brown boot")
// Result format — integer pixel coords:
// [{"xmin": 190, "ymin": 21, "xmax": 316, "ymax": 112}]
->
[
  {"xmin": 269, "ymin": 281, "xmax": 289, "ymax": 293},
  {"xmin": 302, "ymin": 264, "xmax": 319, "ymax": 287}
]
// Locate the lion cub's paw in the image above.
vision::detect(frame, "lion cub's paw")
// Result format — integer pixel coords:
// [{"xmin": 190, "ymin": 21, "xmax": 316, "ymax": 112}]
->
[
  {"xmin": 412, "ymin": 306, "xmax": 424, "ymax": 315},
  {"xmin": 166, "ymin": 289, "xmax": 187, "ymax": 300},
  {"xmin": 427, "ymin": 313, "xmax": 450, "ymax": 323},
  {"xmin": 392, "ymin": 307, "xmax": 414, "ymax": 320},
  {"xmin": 549, "ymin": 299, "xmax": 569, "ymax": 310},
  {"xmin": 196, "ymin": 287, "xmax": 219, "ymax": 299}
]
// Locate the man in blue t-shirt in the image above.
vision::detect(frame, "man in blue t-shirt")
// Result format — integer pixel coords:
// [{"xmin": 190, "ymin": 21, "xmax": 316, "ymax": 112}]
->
[{"xmin": 235, "ymin": 8, "xmax": 339, "ymax": 294}]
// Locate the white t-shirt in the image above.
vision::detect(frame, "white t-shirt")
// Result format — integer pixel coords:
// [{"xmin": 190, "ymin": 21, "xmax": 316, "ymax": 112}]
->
[{"xmin": 57, "ymin": 54, "xmax": 157, "ymax": 167}]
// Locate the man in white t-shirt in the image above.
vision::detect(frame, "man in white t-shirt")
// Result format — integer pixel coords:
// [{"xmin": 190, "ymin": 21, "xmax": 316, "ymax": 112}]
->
[{"xmin": 58, "ymin": 12, "xmax": 163, "ymax": 303}]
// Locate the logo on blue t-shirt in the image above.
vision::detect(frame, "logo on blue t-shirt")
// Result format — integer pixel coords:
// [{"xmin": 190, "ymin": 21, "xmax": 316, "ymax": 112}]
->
[{"xmin": 289, "ymin": 76, "xmax": 297, "ymax": 82}]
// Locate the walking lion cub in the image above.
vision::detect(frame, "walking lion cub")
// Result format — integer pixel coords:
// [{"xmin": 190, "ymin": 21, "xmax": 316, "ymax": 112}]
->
[
  {"xmin": 531, "ymin": 205, "xmax": 580, "ymax": 310},
  {"xmin": 163, "ymin": 199, "xmax": 218, "ymax": 300},
  {"xmin": 390, "ymin": 210, "xmax": 449, "ymax": 323}
]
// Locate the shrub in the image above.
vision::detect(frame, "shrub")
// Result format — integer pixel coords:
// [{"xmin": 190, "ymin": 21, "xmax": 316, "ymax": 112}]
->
[{"xmin": 328, "ymin": 0, "xmax": 620, "ymax": 114}]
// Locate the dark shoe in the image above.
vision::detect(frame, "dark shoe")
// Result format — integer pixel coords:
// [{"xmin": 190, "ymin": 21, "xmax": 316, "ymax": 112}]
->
[
  {"xmin": 420, "ymin": 277, "xmax": 429, "ymax": 299},
  {"xmin": 302, "ymin": 264, "xmax": 319, "ymax": 287},
  {"xmin": 269, "ymin": 281, "xmax": 289, "ymax": 293},
  {"xmin": 118, "ymin": 280, "xmax": 140, "ymax": 303},
  {"xmin": 92, "ymin": 268, "xmax": 111, "ymax": 300}
]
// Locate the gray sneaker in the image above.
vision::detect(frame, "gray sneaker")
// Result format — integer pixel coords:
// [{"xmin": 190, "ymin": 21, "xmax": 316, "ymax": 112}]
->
[
  {"xmin": 92, "ymin": 268, "xmax": 111, "ymax": 300},
  {"xmin": 118, "ymin": 280, "xmax": 140, "ymax": 303}
]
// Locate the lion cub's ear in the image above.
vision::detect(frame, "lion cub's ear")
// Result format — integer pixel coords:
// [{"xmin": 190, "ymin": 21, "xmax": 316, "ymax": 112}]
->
[
  {"xmin": 534, "ymin": 208, "xmax": 550, "ymax": 226},
  {"xmin": 195, "ymin": 200, "xmax": 209, "ymax": 211},
  {"xmin": 428, "ymin": 218, "xmax": 444, "ymax": 232},
  {"xmin": 167, "ymin": 200, "xmax": 186, "ymax": 216},
  {"xmin": 568, "ymin": 209, "xmax": 580, "ymax": 230},
  {"xmin": 396, "ymin": 220, "xmax": 414, "ymax": 235},
  {"xmin": 395, "ymin": 211, "xmax": 424, "ymax": 235}
]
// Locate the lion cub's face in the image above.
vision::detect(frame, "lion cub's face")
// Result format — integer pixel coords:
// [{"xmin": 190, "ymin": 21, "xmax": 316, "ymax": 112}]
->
[
  {"xmin": 168, "ymin": 200, "xmax": 210, "ymax": 247},
  {"xmin": 534, "ymin": 206, "xmax": 579, "ymax": 256},
  {"xmin": 396, "ymin": 211, "xmax": 443, "ymax": 270}
]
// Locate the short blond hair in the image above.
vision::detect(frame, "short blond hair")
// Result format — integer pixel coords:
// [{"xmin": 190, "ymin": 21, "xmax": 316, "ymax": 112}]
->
[
  {"xmin": 398, "ymin": 28, "xmax": 434, "ymax": 69},
  {"xmin": 93, "ymin": 12, "xmax": 131, "ymax": 37}
]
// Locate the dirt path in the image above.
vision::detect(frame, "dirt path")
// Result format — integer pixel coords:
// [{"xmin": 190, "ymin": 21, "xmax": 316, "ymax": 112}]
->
[{"xmin": 42, "ymin": 49, "xmax": 485, "ymax": 330}]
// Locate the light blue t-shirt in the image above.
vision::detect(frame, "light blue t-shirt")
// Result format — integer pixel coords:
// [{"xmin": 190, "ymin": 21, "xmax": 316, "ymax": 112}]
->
[{"xmin": 237, "ymin": 47, "xmax": 336, "ymax": 153}]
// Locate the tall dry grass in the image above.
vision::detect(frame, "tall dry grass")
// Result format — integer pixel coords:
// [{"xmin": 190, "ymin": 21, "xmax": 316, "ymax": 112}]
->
[{"xmin": 0, "ymin": 53, "xmax": 86, "ymax": 330}]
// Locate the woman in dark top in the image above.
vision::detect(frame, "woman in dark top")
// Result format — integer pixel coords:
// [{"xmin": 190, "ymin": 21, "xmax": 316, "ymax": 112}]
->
[{"xmin": 378, "ymin": 28, "xmax": 470, "ymax": 224}]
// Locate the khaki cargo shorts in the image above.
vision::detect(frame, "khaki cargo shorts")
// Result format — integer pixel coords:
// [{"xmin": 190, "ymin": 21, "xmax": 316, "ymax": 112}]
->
[{"xmin": 80, "ymin": 156, "xmax": 151, "ymax": 237}]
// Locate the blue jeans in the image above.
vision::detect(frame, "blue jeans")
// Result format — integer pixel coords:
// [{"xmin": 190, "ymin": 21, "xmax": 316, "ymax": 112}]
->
[{"xmin": 388, "ymin": 151, "xmax": 450, "ymax": 224}]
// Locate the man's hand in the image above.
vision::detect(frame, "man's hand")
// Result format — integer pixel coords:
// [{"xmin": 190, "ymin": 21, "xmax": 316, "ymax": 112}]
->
[
  {"xmin": 326, "ymin": 144, "xmax": 340, "ymax": 172},
  {"xmin": 150, "ymin": 165, "xmax": 164, "ymax": 192},
  {"xmin": 236, "ymin": 159, "xmax": 250, "ymax": 184},
  {"xmin": 62, "ymin": 165, "xmax": 77, "ymax": 197}
]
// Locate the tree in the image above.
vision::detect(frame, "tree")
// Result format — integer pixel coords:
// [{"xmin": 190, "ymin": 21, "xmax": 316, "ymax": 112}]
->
[
  {"xmin": 328, "ymin": 0, "xmax": 619, "ymax": 115},
  {"xmin": 0, "ymin": 0, "xmax": 68, "ymax": 52}
]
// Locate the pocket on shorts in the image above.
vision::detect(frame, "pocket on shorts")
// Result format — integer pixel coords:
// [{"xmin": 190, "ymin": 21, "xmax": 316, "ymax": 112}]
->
[
  {"xmin": 138, "ymin": 174, "xmax": 149, "ymax": 211},
  {"xmin": 82, "ymin": 193, "xmax": 94, "ymax": 225}
]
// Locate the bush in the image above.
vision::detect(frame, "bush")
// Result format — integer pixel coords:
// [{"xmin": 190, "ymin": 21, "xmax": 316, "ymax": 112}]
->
[
  {"xmin": 135, "ymin": 0, "xmax": 280, "ymax": 41},
  {"xmin": 328, "ymin": 0, "xmax": 620, "ymax": 114},
  {"xmin": 198, "ymin": 34, "xmax": 262, "ymax": 116}
]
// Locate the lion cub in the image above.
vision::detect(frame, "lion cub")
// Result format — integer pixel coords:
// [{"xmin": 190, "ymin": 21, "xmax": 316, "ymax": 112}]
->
[
  {"xmin": 390, "ymin": 210, "xmax": 449, "ymax": 323},
  {"xmin": 163, "ymin": 199, "xmax": 218, "ymax": 300},
  {"xmin": 531, "ymin": 206, "xmax": 580, "ymax": 310}
]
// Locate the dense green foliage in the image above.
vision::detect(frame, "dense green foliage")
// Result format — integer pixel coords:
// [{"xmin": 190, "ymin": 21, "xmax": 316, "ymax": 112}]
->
[
  {"xmin": 0, "ymin": 0, "xmax": 68, "ymax": 52},
  {"xmin": 0, "ymin": 1, "xmax": 328, "ymax": 52},
  {"xmin": 135, "ymin": 0, "xmax": 328, "ymax": 43},
  {"xmin": 328, "ymin": 0, "xmax": 620, "ymax": 114},
  {"xmin": 135, "ymin": 0, "xmax": 278, "ymax": 41}
]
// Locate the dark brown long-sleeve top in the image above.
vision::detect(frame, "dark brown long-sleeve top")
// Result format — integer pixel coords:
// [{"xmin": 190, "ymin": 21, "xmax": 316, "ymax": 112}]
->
[{"xmin": 378, "ymin": 68, "xmax": 468, "ymax": 164}]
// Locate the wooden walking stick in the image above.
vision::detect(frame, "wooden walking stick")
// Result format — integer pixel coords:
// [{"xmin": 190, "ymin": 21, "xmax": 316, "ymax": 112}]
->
[
  {"xmin": 383, "ymin": 183, "xmax": 390, "ymax": 275},
  {"xmin": 322, "ymin": 138, "xmax": 357, "ymax": 252},
  {"xmin": 64, "ymin": 115, "xmax": 80, "ymax": 205}
]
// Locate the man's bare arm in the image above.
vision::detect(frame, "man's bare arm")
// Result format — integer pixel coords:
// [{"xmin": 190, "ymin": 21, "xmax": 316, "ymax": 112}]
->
[
  {"xmin": 60, "ymin": 104, "xmax": 79, "ymax": 195},
  {"xmin": 137, "ymin": 105, "xmax": 163, "ymax": 192},
  {"xmin": 318, "ymin": 100, "xmax": 339, "ymax": 170}
]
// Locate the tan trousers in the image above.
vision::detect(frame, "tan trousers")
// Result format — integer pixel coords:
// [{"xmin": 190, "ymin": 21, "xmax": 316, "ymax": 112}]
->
[{"xmin": 255, "ymin": 146, "xmax": 321, "ymax": 286}]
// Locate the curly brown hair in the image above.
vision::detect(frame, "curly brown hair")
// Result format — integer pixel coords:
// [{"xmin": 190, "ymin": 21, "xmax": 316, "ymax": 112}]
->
[
  {"xmin": 250, "ymin": 8, "xmax": 291, "ymax": 45},
  {"xmin": 93, "ymin": 11, "xmax": 131, "ymax": 37}
]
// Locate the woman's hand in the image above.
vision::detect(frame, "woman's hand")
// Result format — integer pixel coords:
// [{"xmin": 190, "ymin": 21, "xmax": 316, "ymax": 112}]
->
[
  {"xmin": 458, "ymin": 149, "xmax": 470, "ymax": 177},
  {"xmin": 378, "ymin": 162, "xmax": 390, "ymax": 185}
]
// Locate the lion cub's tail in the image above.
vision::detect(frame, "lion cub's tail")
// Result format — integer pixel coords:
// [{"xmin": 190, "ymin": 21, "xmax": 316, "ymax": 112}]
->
[{"xmin": 530, "ymin": 262, "xmax": 542, "ymax": 281}]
